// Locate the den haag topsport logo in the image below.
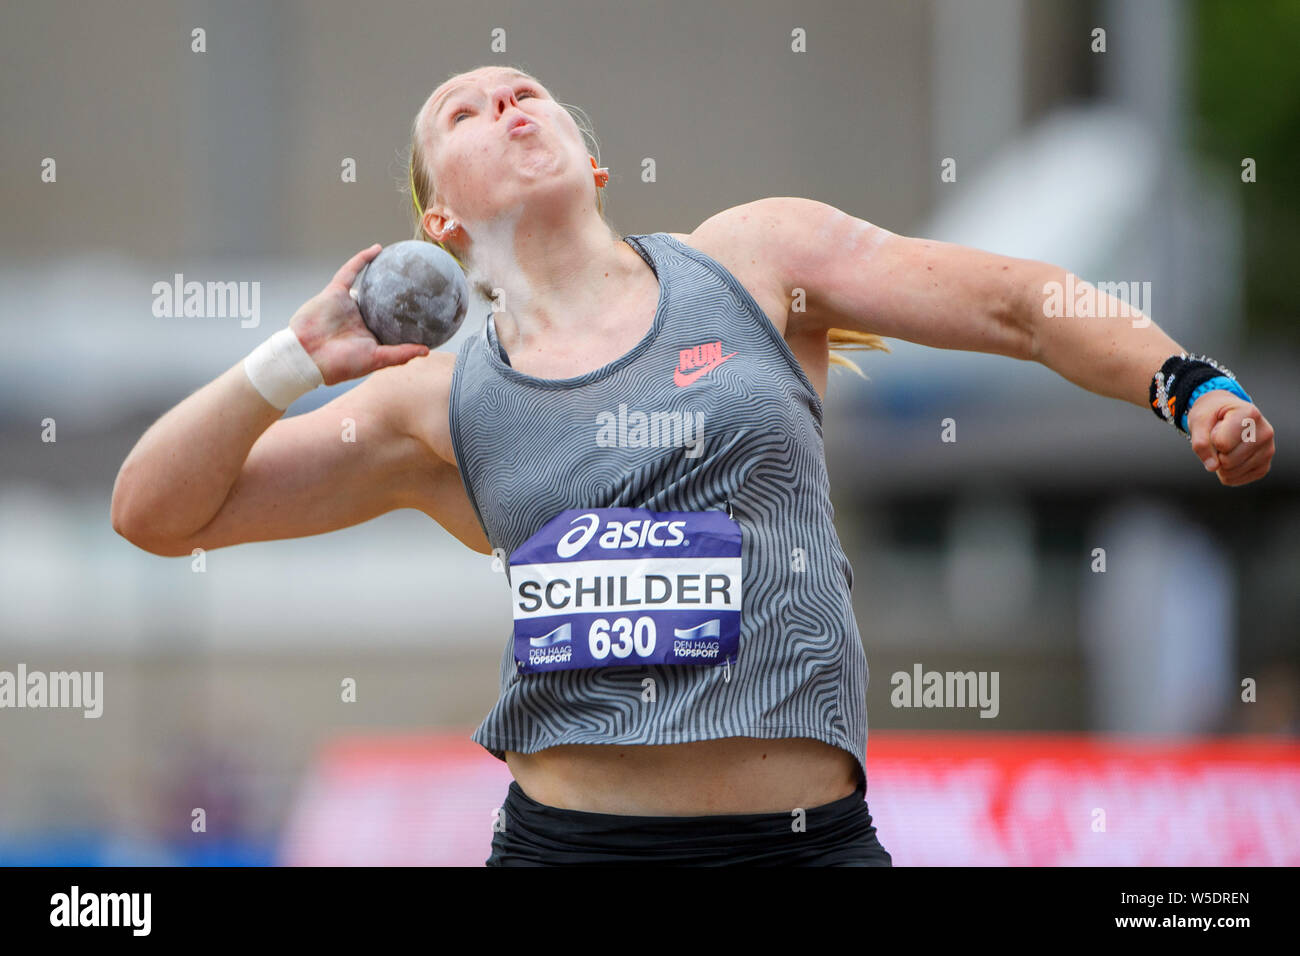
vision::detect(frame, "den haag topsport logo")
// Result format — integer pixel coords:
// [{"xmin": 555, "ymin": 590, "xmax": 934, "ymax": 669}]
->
[{"xmin": 508, "ymin": 509, "xmax": 743, "ymax": 674}]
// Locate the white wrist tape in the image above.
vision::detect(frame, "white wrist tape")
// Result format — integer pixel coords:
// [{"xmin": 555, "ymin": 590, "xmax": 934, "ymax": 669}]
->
[{"xmin": 243, "ymin": 327, "xmax": 325, "ymax": 410}]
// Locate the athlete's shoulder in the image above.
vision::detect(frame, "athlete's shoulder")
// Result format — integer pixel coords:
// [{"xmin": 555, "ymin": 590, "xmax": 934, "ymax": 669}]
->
[
  {"xmin": 671, "ymin": 197, "xmax": 814, "ymax": 271},
  {"xmin": 376, "ymin": 345, "xmax": 456, "ymax": 395},
  {"xmin": 662, "ymin": 199, "xmax": 806, "ymax": 337}
]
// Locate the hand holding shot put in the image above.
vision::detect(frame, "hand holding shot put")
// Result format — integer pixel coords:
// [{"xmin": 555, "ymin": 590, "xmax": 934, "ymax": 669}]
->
[
  {"xmin": 281, "ymin": 238, "xmax": 468, "ymax": 391},
  {"xmin": 110, "ymin": 239, "xmax": 482, "ymax": 559},
  {"xmin": 350, "ymin": 240, "xmax": 469, "ymax": 351},
  {"xmin": 287, "ymin": 243, "xmax": 433, "ymax": 387}
]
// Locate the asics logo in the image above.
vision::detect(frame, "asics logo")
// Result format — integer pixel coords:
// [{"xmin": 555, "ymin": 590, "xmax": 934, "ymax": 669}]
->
[
  {"xmin": 555, "ymin": 513, "xmax": 689, "ymax": 558},
  {"xmin": 674, "ymin": 340, "xmax": 737, "ymax": 387},
  {"xmin": 556, "ymin": 514, "xmax": 601, "ymax": 557}
]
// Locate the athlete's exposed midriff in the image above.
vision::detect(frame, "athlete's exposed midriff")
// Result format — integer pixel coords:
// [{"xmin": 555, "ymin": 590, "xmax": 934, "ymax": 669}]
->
[{"xmin": 505, "ymin": 737, "xmax": 860, "ymax": 815}]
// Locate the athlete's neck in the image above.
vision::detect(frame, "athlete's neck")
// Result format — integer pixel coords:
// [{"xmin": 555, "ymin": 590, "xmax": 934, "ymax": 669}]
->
[{"xmin": 461, "ymin": 204, "xmax": 634, "ymax": 353}]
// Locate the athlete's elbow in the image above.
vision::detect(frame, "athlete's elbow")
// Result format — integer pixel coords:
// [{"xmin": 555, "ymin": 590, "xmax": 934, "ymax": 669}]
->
[
  {"xmin": 111, "ymin": 513, "xmax": 193, "ymax": 558},
  {"xmin": 111, "ymin": 479, "xmax": 153, "ymax": 551},
  {"xmin": 111, "ymin": 463, "xmax": 209, "ymax": 557},
  {"xmin": 110, "ymin": 492, "xmax": 196, "ymax": 558},
  {"xmin": 1004, "ymin": 263, "xmax": 1053, "ymax": 363}
]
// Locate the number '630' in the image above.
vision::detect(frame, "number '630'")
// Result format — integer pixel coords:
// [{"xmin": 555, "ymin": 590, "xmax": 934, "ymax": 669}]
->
[{"xmin": 589, "ymin": 617, "xmax": 657, "ymax": 660}]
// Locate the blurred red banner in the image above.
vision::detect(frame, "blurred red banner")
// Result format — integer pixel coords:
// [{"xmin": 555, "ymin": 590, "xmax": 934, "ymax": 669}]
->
[{"xmin": 280, "ymin": 732, "xmax": 1300, "ymax": 866}]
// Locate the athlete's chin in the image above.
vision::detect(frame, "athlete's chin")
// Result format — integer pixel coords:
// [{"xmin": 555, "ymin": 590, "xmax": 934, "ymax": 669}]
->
[
  {"xmin": 513, "ymin": 151, "xmax": 573, "ymax": 180},
  {"xmin": 507, "ymin": 168, "xmax": 589, "ymax": 209}
]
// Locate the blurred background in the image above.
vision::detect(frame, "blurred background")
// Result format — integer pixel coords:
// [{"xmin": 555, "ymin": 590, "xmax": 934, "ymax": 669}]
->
[{"xmin": 1, "ymin": 0, "xmax": 1297, "ymax": 865}]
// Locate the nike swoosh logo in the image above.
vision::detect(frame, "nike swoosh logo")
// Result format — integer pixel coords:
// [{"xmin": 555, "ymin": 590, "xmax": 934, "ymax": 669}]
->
[{"xmin": 673, "ymin": 352, "xmax": 738, "ymax": 387}]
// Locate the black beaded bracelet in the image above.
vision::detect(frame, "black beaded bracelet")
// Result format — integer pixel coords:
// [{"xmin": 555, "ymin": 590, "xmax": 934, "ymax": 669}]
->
[{"xmin": 1148, "ymin": 352, "xmax": 1244, "ymax": 436}]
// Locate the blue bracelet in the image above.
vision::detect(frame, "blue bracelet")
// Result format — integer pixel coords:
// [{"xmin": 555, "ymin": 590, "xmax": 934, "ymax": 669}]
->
[{"xmin": 1180, "ymin": 376, "xmax": 1253, "ymax": 433}]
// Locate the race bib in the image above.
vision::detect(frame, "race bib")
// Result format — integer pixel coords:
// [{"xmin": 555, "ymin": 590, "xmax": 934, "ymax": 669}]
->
[{"xmin": 508, "ymin": 507, "xmax": 742, "ymax": 674}]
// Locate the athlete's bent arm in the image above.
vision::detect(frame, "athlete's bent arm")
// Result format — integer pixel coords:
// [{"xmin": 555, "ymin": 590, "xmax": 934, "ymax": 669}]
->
[
  {"xmin": 111, "ymin": 246, "xmax": 486, "ymax": 557},
  {"xmin": 112, "ymin": 355, "xmax": 463, "ymax": 557},
  {"xmin": 746, "ymin": 196, "xmax": 1275, "ymax": 486}
]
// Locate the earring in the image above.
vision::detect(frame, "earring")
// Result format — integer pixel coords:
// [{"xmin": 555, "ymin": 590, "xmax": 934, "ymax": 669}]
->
[{"xmin": 590, "ymin": 156, "xmax": 609, "ymax": 188}]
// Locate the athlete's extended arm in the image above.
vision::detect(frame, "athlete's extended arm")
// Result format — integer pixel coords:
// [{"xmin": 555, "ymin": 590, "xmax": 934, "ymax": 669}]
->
[
  {"xmin": 750, "ymin": 196, "xmax": 1275, "ymax": 486},
  {"xmin": 111, "ymin": 246, "xmax": 489, "ymax": 557}
]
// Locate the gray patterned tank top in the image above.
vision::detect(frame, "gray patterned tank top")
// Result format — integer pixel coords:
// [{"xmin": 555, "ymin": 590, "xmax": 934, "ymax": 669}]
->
[{"xmin": 448, "ymin": 232, "xmax": 869, "ymax": 787}]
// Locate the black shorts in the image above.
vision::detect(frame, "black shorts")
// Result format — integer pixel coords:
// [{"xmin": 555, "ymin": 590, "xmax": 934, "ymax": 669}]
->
[{"xmin": 486, "ymin": 780, "xmax": 893, "ymax": 866}]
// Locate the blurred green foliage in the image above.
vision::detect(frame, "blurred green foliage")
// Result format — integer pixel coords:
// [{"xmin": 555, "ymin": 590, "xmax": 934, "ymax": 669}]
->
[{"xmin": 1193, "ymin": 0, "xmax": 1300, "ymax": 342}]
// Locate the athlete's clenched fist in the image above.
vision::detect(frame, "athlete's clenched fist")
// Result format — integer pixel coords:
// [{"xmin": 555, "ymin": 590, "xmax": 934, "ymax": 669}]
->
[{"xmin": 1187, "ymin": 391, "xmax": 1275, "ymax": 486}]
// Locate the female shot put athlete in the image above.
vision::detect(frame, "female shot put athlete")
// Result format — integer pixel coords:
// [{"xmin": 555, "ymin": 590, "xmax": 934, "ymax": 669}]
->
[{"xmin": 111, "ymin": 65, "xmax": 1276, "ymax": 866}]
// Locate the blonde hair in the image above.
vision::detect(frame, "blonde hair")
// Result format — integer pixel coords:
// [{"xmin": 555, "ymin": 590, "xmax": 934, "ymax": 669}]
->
[{"xmin": 406, "ymin": 66, "xmax": 888, "ymax": 377}]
